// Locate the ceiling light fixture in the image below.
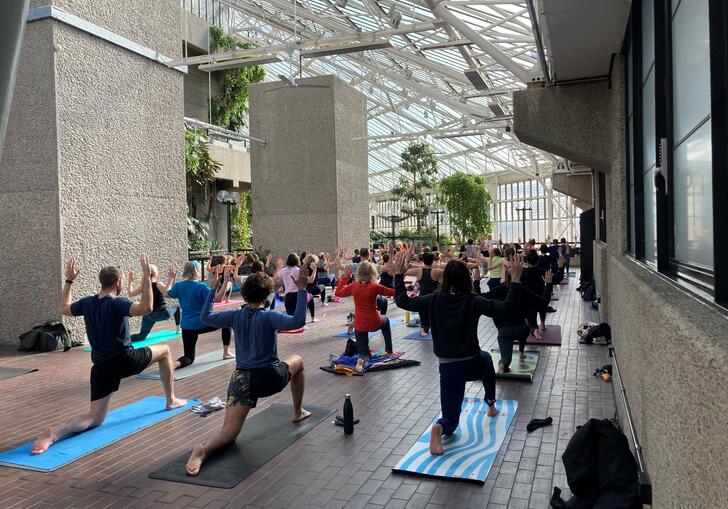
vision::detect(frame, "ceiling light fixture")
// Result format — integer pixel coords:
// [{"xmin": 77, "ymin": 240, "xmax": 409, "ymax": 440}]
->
[{"xmin": 199, "ymin": 55, "xmax": 283, "ymax": 71}]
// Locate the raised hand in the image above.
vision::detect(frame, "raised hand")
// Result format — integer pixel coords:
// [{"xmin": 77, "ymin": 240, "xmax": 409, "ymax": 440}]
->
[
  {"xmin": 293, "ymin": 266, "xmax": 309, "ymax": 290},
  {"xmin": 167, "ymin": 264, "xmax": 176, "ymax": 280},
  {"xmin": 276, "ymin": 258, "xmax": 285, "ymax": 269},
  {"xmin": 544, "ymin": 269, "xmax": 553, "ymax": 284},
  {"xmin": 266, "ymin": 252, "xmax": 273, "ymax": 264},
  {"xmin": 65, "ymin": 259, "xmax": 81, "ymax": 281},
  {"xmin": 393, "ymin": 251, "xmax": 409, "ymax": 275},
  {"xmin": 509, "ymin": 254, "xmax": 524, "ymax": 283},
  {"xmin": 139, "ymin": 253, "xmax": 151, "ymax": 276},
  {"xmin": 127, "ymin": 271, "xmax": 135, "ymax": 283}
]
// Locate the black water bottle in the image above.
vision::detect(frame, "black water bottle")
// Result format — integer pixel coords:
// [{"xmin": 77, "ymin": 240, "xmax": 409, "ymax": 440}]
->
[{"xmin": 343, "ymin": 394, "xmax": 354, "ymax": 435}]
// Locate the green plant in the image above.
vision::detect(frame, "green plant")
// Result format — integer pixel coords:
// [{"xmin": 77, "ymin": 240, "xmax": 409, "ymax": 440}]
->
[
  {"xmin": 438, "ymin": 172, "xmax": 494, "ymax": 241},
  {"xmin": 231, "ymin": 190, "xmax": 252, "ymax": 248},
  {"xmin": 209, "ymin": 26, "xmax": 265, "ymax": 131},
  {"xmin": 187, "ymin": 215, "xmax": 211, "ymax": 251},
  {"xmin": 185, "ymin": 129, "xmax": 221, "ymax": 189},
  {"xmin": 391, "ymin": 141, "xmax": 439, "ymax": 231}
]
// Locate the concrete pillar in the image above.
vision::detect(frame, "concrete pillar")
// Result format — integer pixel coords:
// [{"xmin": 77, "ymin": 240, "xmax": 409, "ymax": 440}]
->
[
  {"xmin": 249, "ymin": 75, "xmax": 369, "ymax": 257},
  {"xmin": 0, "ymin": 0, "xmax": 29, "ymax": 161},
  {"xmin": 0, "ymin": 1, "xmax": 187, "ymax": 344}
]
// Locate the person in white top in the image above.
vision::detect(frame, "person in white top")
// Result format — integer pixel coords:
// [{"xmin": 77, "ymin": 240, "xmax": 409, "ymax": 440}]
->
[{"xmin": 280, "ymin": 253, "xmax": 316, "ymax": 321}]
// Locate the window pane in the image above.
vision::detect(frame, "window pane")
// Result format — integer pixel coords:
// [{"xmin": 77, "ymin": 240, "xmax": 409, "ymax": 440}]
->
[
  {"xmin": 644, "ymin": 168, "xmax": 657, "ymax": 263},
  {"xmin": 642, "ymin": 0, "xmax": 655, "ymax": 82},
  {"xmin": 673, "ymin": 121, "xmax": 713, "ymax": 267},
  {"xmin": 642, "ymin": 69, "xmax": 656, "ymax": 171},
  {"xmin": 672, "ymin": 0, "xmax": 711, "ymax": 142}
]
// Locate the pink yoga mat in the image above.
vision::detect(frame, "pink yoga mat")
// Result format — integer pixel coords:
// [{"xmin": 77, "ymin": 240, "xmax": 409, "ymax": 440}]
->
[
  {"xmin": 214, "ymin": 299, "xmax": 244, "ymax": 308},
  {"xmin": 525, "ymin": 324, "xmax": 562, "ymax": 346}
]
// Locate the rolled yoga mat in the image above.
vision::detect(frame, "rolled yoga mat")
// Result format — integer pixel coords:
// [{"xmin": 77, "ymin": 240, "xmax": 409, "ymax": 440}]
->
[
  {"xmin": 491, "ymin": 349, "xmax": 539, "ymax": 382},
  {"xmin": 393, "ymin": 398, "xmax": 517, "ymax": 483},
  {"xmin": 84, "ymin": 329, "xmax": 180, "ymax": 352},
  {"xmin": 0, "ymin": 396, "xmax": 198, "ymax": 472},
  {"xmin": 333, "ymin": 319, "xmax": 401, "ymax": 338},
  {"xmin": 0, "ymin": 367, "xmax": 38, "ymax": 382},
  {"xmin": 137, "ymin": 349, "xmax": 234, "ymax": 381},
  {"xmin": 525, "ymin": 324, "xmax": 561, "ymax": 346},
  {"xmin": 149, "ymin": 404, "xmax": 334, "ymax": 488}
]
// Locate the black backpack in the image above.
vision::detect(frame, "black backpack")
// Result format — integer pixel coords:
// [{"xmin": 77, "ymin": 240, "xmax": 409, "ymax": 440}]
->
[
  {"xmin": 551, "ymin": 419, "xmax": 641, "ymax": 509},
  {"xmin": 579, "ymin": 280, "xmax": 596, "ymax": 301}
]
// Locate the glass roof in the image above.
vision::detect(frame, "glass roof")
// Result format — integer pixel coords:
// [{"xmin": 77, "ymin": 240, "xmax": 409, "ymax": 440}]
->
[{"xmin": 183, "ymin": 0, "xmax": 557, "ymax": 194}]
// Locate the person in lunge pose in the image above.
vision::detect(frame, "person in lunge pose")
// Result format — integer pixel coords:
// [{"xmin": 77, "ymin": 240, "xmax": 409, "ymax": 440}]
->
[
  {"xmin": 128, "ymin": 264, "xmax": 181, "ymax": 340},
  {"xmin": 393, "ymin": 251, "xmax": 524, "ymax": 456},
  {"xmin": 31, "ymin": 255, "xmax": 186, "ymax": 455},
  {"xmin": 185, "ymin": 267, "xmax": 311, "ymax": 476}
]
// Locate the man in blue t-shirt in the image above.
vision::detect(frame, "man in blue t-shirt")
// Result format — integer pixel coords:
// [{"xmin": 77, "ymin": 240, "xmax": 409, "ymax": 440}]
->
[{"xmin": 30, "ymin": 254, "xmax": 187, "ymax": 455}]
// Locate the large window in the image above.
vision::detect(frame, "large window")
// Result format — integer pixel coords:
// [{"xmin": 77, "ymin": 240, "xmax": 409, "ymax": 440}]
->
[
  {"xmin": 494, "ymin": 178, "xmax": 581, "ymax": 244},
  {"xmin": 625, "ymin": 0, "xmax": 725, "ymax": 305}
]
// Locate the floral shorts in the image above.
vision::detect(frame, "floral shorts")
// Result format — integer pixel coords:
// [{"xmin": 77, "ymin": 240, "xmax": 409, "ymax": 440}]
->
[{"xmin": 227, "ymin": 363, "xmax": 290, "ymax": 408}]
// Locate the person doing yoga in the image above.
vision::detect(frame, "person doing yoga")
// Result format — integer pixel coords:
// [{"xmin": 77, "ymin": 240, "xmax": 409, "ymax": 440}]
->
[
  {"xmin": 185, "ymin": 267, "xmax": 311, "ymax": 476},
  {"xmin": 128, "ymin": 264, "xmax": 181, "ymax": 340},
  {"xmin": 335, "ymin": 261, "xmax": 396, "ymax": 373},
  {"xmin": 163, "ymin": 261, "xmax": 232, "ymax": 368},
  {"xmin": 31, "ymin": 255, "xmax": 186, "ymax": 455},
  {"xmin": 279, "ymin": 253, "xmax": 316, "ymax": 322},
  {"xmin": 402, "ymin": 251, "xmax": 443, "ymax": 337},
  {"xmin": 393, "ymin": 251, "xmax": 524, "ymax": 456}
]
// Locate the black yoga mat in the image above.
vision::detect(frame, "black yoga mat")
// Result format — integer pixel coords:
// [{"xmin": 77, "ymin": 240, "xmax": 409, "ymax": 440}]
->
[
  {"xmin": 0, "ymin": 367, "xmax": 37, "ymax": 382},
  {"xmin": 148, "ymin": 404, "xmax": 334, "ymax": 488}
]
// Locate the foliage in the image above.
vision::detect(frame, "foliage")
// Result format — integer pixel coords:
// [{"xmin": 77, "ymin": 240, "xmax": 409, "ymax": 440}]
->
[
  {"xmin": 370, "ymin": 230, "xmax": 389, "ymax": 242},
  {"xmin": 187, "ymin": 215, "xmax": 211, "ymax": 251},
  {"xmin": 391, "ymin": 141, "xmax": 439, "ymax": 231},
  {"xmin": 209, "ymin": 26, "xmax": 265, "ymax": 131},
  {"xmin": 231, "ymin": 190, "xmax": 252, "ymax": 248},
  {"xmin": 185, "ymin": 129, "xmax": 221, "ymax": 190},
  {"xmin": 438, "ymin": 172, "xmax": 494, "ymax": 241}
]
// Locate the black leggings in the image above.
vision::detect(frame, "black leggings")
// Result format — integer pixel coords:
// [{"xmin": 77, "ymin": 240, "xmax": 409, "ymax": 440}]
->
[
  {"xmin": 307, "ymin": 283, "xmax": 326, "ymax": 304},
  {"xmin": 178, "ymin": 326, "xmax": 231, "ymax": 368},
  {"xmin": 284, "ymin": 292, "xmax": 315, "ymax": 319},
  {"xmin": 526, "ymin": 309, "xmax": 547, "ymax": 331},
  {"xmin": 496, "ymin": 322, "xmax": 531, "ymax": 369}
]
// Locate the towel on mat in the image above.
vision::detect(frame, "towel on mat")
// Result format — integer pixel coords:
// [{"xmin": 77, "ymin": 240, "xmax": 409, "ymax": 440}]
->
[{"xmin": 322, "ymin": 351, "xmax": 419, "ymax": 376}]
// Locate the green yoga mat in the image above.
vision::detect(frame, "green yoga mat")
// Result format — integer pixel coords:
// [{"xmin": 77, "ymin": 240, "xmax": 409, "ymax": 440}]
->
[
  {"xmin": 84, "ymin": 330, "xmax": 180, "ymax": 352},
  {"xmin": 491, "ymin": 349, "xmax": 539, "ymax": 382},
  {"xmin": 149, "ymin": 404, "xmax": 334, "ymax": 488},
  {"xmin": 137, "ymin": 349, "xmax": 234, "ymax": 381}
]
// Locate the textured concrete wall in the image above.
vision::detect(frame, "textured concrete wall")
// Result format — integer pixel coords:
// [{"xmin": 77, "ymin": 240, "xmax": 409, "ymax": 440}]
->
[
  {"xmin": 0, "ymin": 19, "xmax": 63, "ymax": 343},
  {"xmin": 552, "ymin": 173, "xmax": 592, "ymax": 205},
  {"xmin": 210, "ymin": 141, "xmax": 251, "ymax": 187},
  {"xmin": 0, "ymin": 1, "xmax": 187, "ymax": 344},
  {"xmin": 249, "ymin": 75, "xmax": 368, "ymax": 257},
  {"xmin": 513, "ymin": 81, "xmax": 617, "ymax": 173}
]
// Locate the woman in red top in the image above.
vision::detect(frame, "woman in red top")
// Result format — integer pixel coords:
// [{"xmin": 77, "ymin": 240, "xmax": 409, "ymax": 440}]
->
[{"xmin": 336, "ymin": 261, "xmax": 396, "ymax": 372}]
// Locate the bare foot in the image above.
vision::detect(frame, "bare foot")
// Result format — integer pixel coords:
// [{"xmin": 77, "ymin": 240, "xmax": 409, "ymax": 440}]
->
[
  {"xmin": 293, "ymin": 408, "xmax": 311, "ymax": 422},
  {"xmin": 429, "ymin": 423, "xmax": 444, "ymax": 455},
  {"xmin": 486, "ymin": 405, "xmax": 499, "ymax": 417},
  {"xmin": 497, "ymin": 363, "xmax": 506, "ymax": 374},
  {"xmin": 355, "ymin": 359, "xmax": 366, "ymax": 373},
  {"xmin": 174, "ymin": 360, "xmax": 182, "ymax": 370},
  {"xmin": 310, "ymin": 318, "xmax": 318, "ymax": 323},
  {"xmin": 540, "ymin": 324, "xmax": 547, "ymax": 331},
  {"xmin": 186, "ymin": 444, "xmax": 206, "ymax": 476},
  {"xmin": 533, "ymin": 329, "xmax": 543, "ymax": 340},
  {"xmin": 31, "ymin": 428, "xmax": 55, "ymax": 455},
  {"xmin": 419, "ymin": 329, "xmax": 429, "ymax": 338},
  {"xmin": 223, "ymin": 351, "xmax": 234, "ymax": 360},
  {"xmin": 519, "ymin": 351, "xmax": 526, "ymax": 361},
  {"xmin": 384, "ymin": 351, "xmax": 394, "ymax": 356},
  {"xmin": 167, "ymin": 397, "xmax": 188, "ymax": 410}
]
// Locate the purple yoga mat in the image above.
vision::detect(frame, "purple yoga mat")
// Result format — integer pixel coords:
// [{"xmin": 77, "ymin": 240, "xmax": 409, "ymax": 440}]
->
[{"xmin": 525, "ymin": 324, "xmax": 562, "ymax": 346}]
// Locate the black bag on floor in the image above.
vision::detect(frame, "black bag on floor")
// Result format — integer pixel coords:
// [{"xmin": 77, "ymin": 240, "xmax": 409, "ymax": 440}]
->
[
  {"xmin": 551, "ymin": 419, "xmax": 641, "ymax": 509},
  {"xmin": 582, "ymin": 323, "xmax": 611, "ymax": 344}
]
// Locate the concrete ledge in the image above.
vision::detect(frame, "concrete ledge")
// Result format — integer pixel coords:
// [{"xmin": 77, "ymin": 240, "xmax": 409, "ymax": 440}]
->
[{"xmin": 553, "ymin": 173, "xmax": 592, "ymax": 205}]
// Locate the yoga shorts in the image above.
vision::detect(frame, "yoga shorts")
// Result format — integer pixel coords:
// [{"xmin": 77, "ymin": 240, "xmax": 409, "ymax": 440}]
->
[
  {"xmin": 227, "ymin": 362, "xmax": 290, "ymax": 408},
  {"xmin": 89, "ymin": 347, "xmax": 152, "ymax": 401}
]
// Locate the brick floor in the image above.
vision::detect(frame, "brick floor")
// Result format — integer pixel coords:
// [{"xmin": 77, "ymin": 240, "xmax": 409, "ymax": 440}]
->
[{"xmin": 0, "ymin": 271, "xmax": 614, "ymax": 508}]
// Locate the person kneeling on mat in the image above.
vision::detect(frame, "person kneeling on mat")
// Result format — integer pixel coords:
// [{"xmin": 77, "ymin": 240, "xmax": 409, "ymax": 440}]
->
[
  {"xmin": 31, "ymin": 255, "xmax": 186, "ymax": 455},
  {"xmin": 392, "ymin": 250, "xmax": 524, "ymax": 456},
  {"xmin": 186, "ymin": 266, "xmax": 312, "ymax": 476}
]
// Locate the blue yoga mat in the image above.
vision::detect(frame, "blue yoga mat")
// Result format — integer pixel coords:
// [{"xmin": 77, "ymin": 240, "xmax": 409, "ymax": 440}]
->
[
  {"xmin": 393, "ymin": 398, "xmax": 517, "ymax": 483},
  {"xmin": 84, "ymin": 330, "xmax": 180, "ymax": 352},
  {"xmin": 333, "ymin": 319, "xmax": 401, "ymax": 338},
  {"xmin": 403, "ymin": 331, "xmax": 432, "ymax": 340},
  {"xmin": 0, "ymin": 396, "xmax": 198, "ymax": 472}
]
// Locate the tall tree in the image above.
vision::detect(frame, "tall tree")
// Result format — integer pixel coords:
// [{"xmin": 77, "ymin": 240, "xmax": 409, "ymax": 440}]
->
[
  {"xmin": 438, "ymin": 172, "xmax": 494, "ymax": 240},
  {"xmin": 391, "ymin": 141, "xmax": 439, "ymax": 231}
]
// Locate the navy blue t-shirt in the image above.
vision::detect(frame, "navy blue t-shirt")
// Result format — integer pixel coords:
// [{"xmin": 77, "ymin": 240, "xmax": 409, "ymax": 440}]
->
[{"xmin": 71, "ymin": 295, "xmax": 133, "ymax": 364}]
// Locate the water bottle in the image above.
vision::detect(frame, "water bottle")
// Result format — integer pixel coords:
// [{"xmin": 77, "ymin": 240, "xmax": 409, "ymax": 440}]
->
[{"xmin": 343, "ymin": 394, "xmax": 354, "ymax": 435}]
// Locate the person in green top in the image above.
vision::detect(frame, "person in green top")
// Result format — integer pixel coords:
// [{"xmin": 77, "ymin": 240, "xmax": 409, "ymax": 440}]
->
[{"xmin": 486, "ymin": 247, "xmax": 504, "ymax": 291}]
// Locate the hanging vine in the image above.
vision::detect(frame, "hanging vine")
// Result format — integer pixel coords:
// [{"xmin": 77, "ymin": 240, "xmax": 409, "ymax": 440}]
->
[{"xmin": 208, "ymin": 26, "xmax": 266, "ymax": 131}]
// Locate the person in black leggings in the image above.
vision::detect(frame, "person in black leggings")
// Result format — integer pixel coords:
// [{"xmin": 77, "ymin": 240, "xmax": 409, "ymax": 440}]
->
[
  {"xmin": 394, "ymin": 252, "xmax": 524, "ymax": 455},
  {"xmin": 521, "ymin": 250, "xmax": 564, "ymax": 339},
  {"xmin": 303, "ymin": 254, "xmax": 327, "ymax": 307},
  {"xmin": 279, "ymin": 253, "xmax": 316, "ymax": 322},
  {"xmin": 164, "ymin": 261, "xmax": 232, "ymax": 368}
]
